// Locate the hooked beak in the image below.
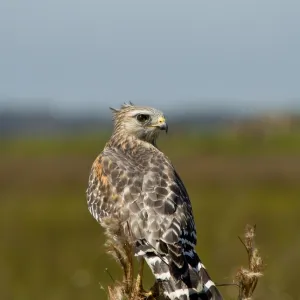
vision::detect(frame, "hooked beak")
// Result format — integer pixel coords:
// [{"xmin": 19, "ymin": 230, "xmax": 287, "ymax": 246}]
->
[
  {"xmin": 158, "ymin": 122, "xmax": 168, "ymax": 133},
  {"xmin": 152, "ymin": 116, "xmax": 168, "ymax": 133}
]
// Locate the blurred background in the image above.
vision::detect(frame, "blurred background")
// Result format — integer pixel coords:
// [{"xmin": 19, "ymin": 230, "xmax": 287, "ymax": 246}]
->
[{"xmin": 1, "ymin": 1, "xmax": 300, "ymax": 300}]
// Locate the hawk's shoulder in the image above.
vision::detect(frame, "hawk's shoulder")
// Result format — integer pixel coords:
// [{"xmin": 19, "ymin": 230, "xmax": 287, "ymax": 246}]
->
[
  {"xmin": 86, "ymin": 143, "xmax": 147, "ymax": 223},
  {"xmin": 86, "ymin": 151, "xmax": 111, "ymax": 222}
]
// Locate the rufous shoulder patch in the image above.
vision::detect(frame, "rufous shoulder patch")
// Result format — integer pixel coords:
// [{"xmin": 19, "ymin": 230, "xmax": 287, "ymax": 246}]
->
[{"xmin": 93, "ymin": 155, "xmax": 109, "ymax": 187}]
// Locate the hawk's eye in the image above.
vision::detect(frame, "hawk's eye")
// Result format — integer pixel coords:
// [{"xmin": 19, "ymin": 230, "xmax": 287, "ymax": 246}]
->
[{"xmin": 136, "ymin": 114, "xmax": 150, "ymax": 123}]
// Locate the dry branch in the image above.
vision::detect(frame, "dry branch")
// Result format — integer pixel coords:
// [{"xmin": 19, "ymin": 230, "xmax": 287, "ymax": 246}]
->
[{"xmin": 235, "ymin": 224, "xmax": 264, "ymax": 300}]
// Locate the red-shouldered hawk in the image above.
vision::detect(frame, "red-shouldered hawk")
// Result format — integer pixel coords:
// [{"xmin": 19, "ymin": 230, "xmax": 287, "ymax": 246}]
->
[{"xmin": 86, "ymin": 103, "xmax": 223, "ymax": 300}]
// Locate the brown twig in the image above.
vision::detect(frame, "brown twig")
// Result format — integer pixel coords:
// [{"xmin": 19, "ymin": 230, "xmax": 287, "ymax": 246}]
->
[{"xmin": 235, "ymin": 224, "xmax": 264, "ymax": 300}]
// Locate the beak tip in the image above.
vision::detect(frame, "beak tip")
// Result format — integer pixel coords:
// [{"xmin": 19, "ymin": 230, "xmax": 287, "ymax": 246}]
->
[{"xmin": 159, "ymin": 123, "xmax": 168, "ymax": 133}]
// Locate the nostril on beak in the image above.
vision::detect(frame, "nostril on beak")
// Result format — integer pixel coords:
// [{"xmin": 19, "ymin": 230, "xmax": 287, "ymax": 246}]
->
[{"xmin": 156, "ymin": 116, "xmax": 167, "ymax": 132}]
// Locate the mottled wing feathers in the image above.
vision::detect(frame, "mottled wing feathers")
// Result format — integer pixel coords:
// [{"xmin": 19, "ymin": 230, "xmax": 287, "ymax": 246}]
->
[
  {"xmin": 87, "ymin": 145, "xmax": 196, "ymax": 273},
  {"xmin": 87, "ymin": 146, "xmax": 194, "ymax": 234}
]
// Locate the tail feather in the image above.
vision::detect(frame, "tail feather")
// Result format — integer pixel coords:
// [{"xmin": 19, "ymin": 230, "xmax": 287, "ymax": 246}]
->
[
  {"xmin": 142, "ymin": 251, "xmax": 222, "ymax": 300},
  {"xmin": 189, "ymin": 251, "xmax": 223, "ymax": 300},
  {"xmin": 135, "ymin": 240, "xmax": 222, "ymax": 300}
]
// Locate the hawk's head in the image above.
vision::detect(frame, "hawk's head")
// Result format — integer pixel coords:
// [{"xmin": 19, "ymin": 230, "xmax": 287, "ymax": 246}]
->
[{"xmin": 110, "ymin": 103, "xmax": 168, "ymax": 144}]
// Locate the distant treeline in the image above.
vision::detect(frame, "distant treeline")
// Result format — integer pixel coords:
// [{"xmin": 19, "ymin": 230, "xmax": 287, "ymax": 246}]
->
[{"xmin": 1, "ymin": 110, "xmax": 300, "ymax": 137}]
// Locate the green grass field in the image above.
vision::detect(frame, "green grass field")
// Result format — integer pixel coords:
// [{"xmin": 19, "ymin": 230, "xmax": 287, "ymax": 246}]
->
[{"xmin": 1, "ymin": 130, "xmax": 299, "ymax": 300}]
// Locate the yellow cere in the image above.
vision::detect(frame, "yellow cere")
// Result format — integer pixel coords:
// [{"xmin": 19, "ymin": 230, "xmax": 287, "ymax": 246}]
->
[{"xmin": 158, "ymin": 116, "xmax": 166, "ymax": 124}]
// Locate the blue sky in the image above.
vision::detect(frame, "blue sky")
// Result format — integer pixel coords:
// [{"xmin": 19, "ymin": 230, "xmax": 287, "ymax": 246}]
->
[{"xmin": 0, "ymin": 0, "xmax": 299, "ymax": 114}]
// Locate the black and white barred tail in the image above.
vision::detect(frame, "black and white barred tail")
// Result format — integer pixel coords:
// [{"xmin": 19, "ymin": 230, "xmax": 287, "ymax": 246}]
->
[{"xmin": 136, "ymin": 248, "xmax": 223, "ymax": 300}]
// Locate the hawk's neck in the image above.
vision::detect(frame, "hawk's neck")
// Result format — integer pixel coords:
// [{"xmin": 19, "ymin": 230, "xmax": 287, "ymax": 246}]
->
[{"xmin": 108, "ymin": 131, "xmax": 158, "ymax": 152}]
